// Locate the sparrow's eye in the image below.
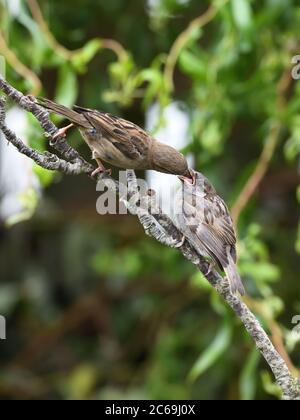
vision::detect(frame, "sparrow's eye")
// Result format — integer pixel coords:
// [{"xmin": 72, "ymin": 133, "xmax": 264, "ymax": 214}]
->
[{"xmin": 89, "ymin": 128, "xmax": 97, "ymax": 136}]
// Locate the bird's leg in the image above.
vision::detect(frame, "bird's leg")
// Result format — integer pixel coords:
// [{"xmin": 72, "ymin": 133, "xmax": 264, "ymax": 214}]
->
[
  {"xmin": 204, "ymin": 261, "xmax": 216, "ymax": 276},
  {"xmin": 52, "ymin": 123, "xmax": 74, "ymax": 140},
  {"xmin": 174, "ymin": 235, "xmax": 186, "ymax": 248},
  {"xmin": 91, "ymin": 158, "xmax": 112, "ymax": 178}
]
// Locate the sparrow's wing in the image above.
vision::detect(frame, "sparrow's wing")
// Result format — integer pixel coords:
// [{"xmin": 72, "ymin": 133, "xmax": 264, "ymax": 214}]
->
[
  {"xmin": 74, "ymin": 106, "xmax": 150, "ymax": 160},
  {"xmin": 207, "ymin": 201, "xmax": 236, "ymax": 246},
  {"xmin": 191, "ymin": 193, "xmax": 237, "ymax": 268}
]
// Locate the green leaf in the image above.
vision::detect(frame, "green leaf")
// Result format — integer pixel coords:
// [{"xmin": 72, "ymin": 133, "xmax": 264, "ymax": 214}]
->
[
  {"xmin": 136, "ymin": 68, "xmax": 164, "ymax": 107},
  {"xmin": 190, "ymin": 271, "xmax": 213, "ymax": 292},
  {"xmin": 295, "ymin": 221, "xmax": 300, "ymax": 254},
  {"xmin": 296, "ymin": 185, "xmax": 300, "ymax": 203},
  {"xmin": 179, "ymin": 50, "xmax": 207, "ymax": 80},
  {"xmin": 239, "ymin": 347, "xmax": 260, "ymax": 400},
  {"xmin": 232, "ymin": 0, "xmax": 253, "ymax": 30},
  {"xmin": 71, "ymin": 39, "xmax": 102, "ymax": 72},
  {"xmin": 62, "ymin": 364, "xmax": 97, "ymax": 400},
  {"xmin": 91, "ymin": 248, "xmax": 142, "ymax": 280},
  {"xmin": 285, "ymin": 116, "xmax": 300, "ymax": 161},
  {"xmin": 7, "ymin": 0, "xmax": 54, "ymax": 69},
  {"xmin": 240, "ymin": 261, "xmax": 280, "ymax": 284},
  {"xmin": 200, "ymin": 120, "xmax": 223, "ymax": 155},
  {"xmin": 55, "ymin": 64, "xmax": 78, "ymax": 108},
  {"xmin": 0, "ymin": 55, "xmax": 6, "ymax": 77},
  {"xmin": 33, "ymin": 165, "xmax": 56, "ymax": 187},
  {"xmin": 261, "ymin": 371, "xmax": 282, "ymax": 399},
  {"xmin": 109, "ymin": 54, "xmax": 135, "ymax": 83},
  {"xmin": 188, "ymin": 318, "xmax": 233, "ymax": 382},
  {"xmin": 5, "ymin": 188, "xmax": 39, "ymax": 227}
]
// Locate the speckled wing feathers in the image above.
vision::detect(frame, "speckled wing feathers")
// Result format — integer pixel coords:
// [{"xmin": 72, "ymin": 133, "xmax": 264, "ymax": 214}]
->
[
  {"xmin": 203, "ymin": 178, "xmax": 236, "ymax": 244},
  {"xmin": 177, "ymin": 171, "xmax": 244, "ymax": 294},
  {"xmin": 74, "ymin": 105, "xmax": 150, "ymax": 162},
  {"xmin": 181, "ymin": 175, "xmax": 237, "ymax": 269}
]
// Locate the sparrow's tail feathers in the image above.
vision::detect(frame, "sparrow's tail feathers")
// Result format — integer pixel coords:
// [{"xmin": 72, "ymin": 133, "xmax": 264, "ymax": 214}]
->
[
  {"xmin": 224, "ymin": 247, "xmax": 245, "ymax": 296},
  {"xmin": 37, "ymin": 98, "xmax": 91, "ymax": 128}
]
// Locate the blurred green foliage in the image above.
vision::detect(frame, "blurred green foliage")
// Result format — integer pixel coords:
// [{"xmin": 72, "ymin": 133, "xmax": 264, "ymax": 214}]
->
[{"xmin": 0, "ymin": 0, "xmax": 299, "ymax": 400}]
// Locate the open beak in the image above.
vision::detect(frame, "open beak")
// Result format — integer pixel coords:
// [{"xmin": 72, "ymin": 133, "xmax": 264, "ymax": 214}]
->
[{"xmin": 178, "ymin": 169, "xmax": 196, "ymax": 185}]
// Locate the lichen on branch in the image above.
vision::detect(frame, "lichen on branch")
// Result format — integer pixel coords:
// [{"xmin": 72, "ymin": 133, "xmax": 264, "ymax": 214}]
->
[{"xmin": 0, "ymin": 76, "xmax": 299, "ymax": 400}]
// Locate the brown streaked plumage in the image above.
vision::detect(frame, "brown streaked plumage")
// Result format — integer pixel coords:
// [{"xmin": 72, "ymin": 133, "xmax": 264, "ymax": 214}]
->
[
  {"xmin": 175, "ymin": 169, "xmax": 245, "ymax": 295},
  {"xmin": 38, "ymin": 98, "xmax": 189, "ymax": 176}
]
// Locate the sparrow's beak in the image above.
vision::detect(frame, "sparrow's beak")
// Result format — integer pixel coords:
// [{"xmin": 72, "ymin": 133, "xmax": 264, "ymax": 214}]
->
[{"xmin": 178, "ymin": 169, "xmax": 196, "ymax": 185}]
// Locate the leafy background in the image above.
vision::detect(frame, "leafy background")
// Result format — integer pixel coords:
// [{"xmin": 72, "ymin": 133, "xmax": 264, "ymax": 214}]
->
[{"xmin": 0, "ymin": 0, "xmax": 299, "ymax": 400}]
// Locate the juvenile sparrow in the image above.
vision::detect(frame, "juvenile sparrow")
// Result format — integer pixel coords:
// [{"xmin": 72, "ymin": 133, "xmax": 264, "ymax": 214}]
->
[
  {"xmin": 38, "ymin": 98, "xmax": 189, "ymax": 177},
  {"xmin": 175, "ymin": 169, "xmax": 245, "ymax": 295}
]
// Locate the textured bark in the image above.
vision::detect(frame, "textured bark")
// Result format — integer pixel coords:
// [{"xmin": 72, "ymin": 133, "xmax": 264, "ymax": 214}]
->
[
  {"xmin": 0, "ymin": 77, "xmax": 94, "ymax": 173},
  {"xmin": 1, "ymin": 75, "xmax": 299, "ymax": 400}
]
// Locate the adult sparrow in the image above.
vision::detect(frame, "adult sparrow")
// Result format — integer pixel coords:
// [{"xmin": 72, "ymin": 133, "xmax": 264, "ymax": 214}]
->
[
  {"xmin": 175, "ymin": 169, "xmax": 245, "ymax": 295},
  {"xmin": 38, "ymin": 98, "xmax": 189, "ymax": 177}
]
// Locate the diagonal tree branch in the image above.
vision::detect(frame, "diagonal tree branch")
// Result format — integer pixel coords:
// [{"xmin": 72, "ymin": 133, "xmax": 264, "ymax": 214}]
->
[
  {"xmin": 0, "ymin": 77, "xmax": 94, "ymax": 173},
  {"xmin": 0, "ymin": 76, "xmax": 299, "ymax": 400}
]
